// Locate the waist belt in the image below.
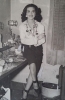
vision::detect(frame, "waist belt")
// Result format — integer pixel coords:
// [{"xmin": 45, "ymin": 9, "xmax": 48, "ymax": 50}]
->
[
  {"xmin": 22, "ymin": 44, "xmax": 33, "ymax": 48},
  {"xmin": 21, "ymin": 44, "xmax": 42, "ymax": 49}
]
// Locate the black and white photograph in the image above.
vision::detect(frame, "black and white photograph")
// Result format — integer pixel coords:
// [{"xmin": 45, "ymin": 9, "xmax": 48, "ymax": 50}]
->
[{"xmin": 0, "ymin": 0, "xmax": 65, "ymax": 100}]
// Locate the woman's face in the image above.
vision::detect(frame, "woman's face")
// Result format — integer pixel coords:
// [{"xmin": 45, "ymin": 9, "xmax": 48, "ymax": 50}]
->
[{"xmin": 26, "ymin": 7, "xmax": 36, "ymax": 20}]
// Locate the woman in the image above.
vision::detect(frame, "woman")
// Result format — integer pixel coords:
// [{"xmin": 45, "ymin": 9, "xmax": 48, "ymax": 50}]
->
[{"xmin": 19, "ymin": 4, "xmax": 46, "ymax": 100}]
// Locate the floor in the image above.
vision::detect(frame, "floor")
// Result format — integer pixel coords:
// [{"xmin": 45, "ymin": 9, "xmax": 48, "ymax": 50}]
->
[
  {"xmin": 11, "ymin": 82, "xmax": 42, "ymax": 100},
  {"xmin": 11, "ymin": 89, "xmax": 60, "ymax": 100},
  {"xmin": 11, "ymin": 89, "xmax": 42, "ymax": 100},
  {"xmin": 11, "ymin": 86, "xmax": 60, "ymax": 100},
  {"xmin": 0, "ymin": 87, "xmax": 60, "ymax": 100},
  {"xmin": 0, "ymin": 81, "xmax": 60, "ymax": 100}
]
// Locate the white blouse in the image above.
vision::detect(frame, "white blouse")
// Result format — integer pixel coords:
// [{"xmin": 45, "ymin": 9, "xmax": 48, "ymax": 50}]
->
[{"xmin": 19, "ymin": 20, "xmax": 45, "ymax": 46}]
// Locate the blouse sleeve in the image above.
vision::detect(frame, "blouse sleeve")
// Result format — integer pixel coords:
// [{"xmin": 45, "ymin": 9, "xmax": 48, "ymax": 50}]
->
[
  {"xmin": 37, "ymin": 24, "xmax": 46, "ymax": 46},
  {"xmin": 19, "ymin": 24, "xmax": 37, "ymax": 45}
]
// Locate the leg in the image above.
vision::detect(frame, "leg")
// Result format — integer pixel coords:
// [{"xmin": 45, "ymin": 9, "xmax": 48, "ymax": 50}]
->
[
  {"xmin": 22, "ymin": 73, "xmax": 33, "ymax": 99},
  {"xmin": 22, "ymin": 63, "xmax": 38, "ymax": 99},
  {"xmin": 29, "ymin": 63, "xmax": 38, "ymax": 89},
  {"xmin": 29, "ymin": 63, "xmax": 41, "ymax": 96}
]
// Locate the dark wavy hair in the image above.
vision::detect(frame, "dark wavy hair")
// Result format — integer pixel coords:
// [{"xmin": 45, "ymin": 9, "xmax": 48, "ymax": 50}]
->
[{"xmin": 21, "ymin": 4, "xmax": 43, "ymax": 22}]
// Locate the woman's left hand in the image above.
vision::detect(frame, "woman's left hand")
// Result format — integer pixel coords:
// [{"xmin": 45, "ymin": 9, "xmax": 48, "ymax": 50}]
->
[
  {"xmin": 37, "ymin": 33, "xmax": 45, "ymax": 40},
  {"xmin": 34, "ymin": 33, "xmax": 46, "ymax": 46}
]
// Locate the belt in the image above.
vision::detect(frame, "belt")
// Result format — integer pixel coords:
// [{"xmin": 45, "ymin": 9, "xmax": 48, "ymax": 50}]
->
[
  {"xmin": 22, "ymin": 44, "xmax": 42, "ymax": 48},
  {"xmin": 22, "ymin": 44, "xmax": 33, "ymax": 48}
]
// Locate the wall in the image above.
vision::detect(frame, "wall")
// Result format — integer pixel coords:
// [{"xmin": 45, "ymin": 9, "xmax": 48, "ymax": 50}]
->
[
  {"xmin": 11, "ymin": 0, "xmax": 60, "ymax": 84},
  {"xmin": 0, "ymin": 0, "xmax": 11, "ymax": 43},
  {"xmin": 11, "ymin": 0, "xmax": 27, "ymax": 35}
]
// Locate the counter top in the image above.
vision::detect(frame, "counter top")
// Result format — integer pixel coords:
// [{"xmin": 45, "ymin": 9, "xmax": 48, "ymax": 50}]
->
[{"xmin": 0, "ymin": 60, "xmax": 28, "ymax": 80}]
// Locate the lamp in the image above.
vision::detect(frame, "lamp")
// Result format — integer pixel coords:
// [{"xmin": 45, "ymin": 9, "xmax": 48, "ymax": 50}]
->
[
  {"xmin": 8, "ymin": 20, "xmax": 18, "ymax": 26},
  {"xmin": 8, "ymin": 20, "xmax": 18, "ymax": 39}
]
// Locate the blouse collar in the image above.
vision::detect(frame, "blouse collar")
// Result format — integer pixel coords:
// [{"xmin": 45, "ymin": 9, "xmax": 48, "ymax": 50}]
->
[{"xmin": 24, "ymin": 20, "xmax": 38, "ymax": 27}]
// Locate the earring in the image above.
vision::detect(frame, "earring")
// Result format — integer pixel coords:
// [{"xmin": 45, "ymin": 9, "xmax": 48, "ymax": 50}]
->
[{"xmin": 26, "ymin": 15, "xmax": 27, "ymax": 17}]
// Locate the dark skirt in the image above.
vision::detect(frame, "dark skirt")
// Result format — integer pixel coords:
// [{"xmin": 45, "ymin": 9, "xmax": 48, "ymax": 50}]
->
[{"xmin": 22, "ymin": 45, "xmax": 43, "ymax": 74}]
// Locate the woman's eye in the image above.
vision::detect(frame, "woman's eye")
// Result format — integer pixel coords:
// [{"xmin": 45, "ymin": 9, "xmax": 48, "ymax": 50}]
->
[
  {"xmin": 32, "ymin": 10, "xmax": 35, "ymax": 13},
  {"xmin": 27, "ymin": 10, "xmax": 35, "ymax": 13},
  {"xmin": 27, "ymin": 10, "xmax": 30, "ymax": 13}
]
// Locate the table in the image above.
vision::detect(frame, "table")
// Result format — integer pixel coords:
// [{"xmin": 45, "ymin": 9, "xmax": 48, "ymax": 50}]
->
[
  {"xmin": 0, "ymin": 45, "xmax": 28, "ymax": 82},
  {"xmin": 0, "ymin": 60, "xmax": 28, "ymax": 87},
  {"xmin": 0, "ymin": 45, "xmax": 28, "ymax": 99}
]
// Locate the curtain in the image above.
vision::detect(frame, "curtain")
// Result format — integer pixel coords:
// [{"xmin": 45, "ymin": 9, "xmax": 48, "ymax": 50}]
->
[{"xmin": 46, "ymin": 0, "xmax": 65, "ymax": 66}]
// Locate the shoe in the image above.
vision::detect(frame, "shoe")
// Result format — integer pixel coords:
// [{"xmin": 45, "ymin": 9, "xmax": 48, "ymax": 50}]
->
[
  {"xmin": 21, "ymin": 89, "xmax": 28, "ymax": 100},
  {"xmin": 33, "ymin": 81, "xmax": 41, "ymax": 96},
  {"xmin": 34, "ymin": 87, "xmax": 41, "ymax": 95}
]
